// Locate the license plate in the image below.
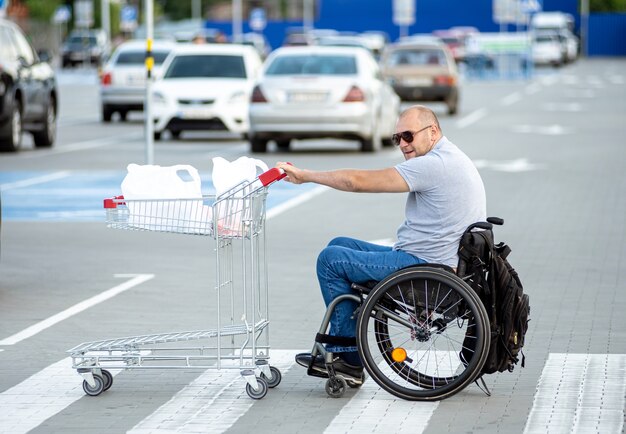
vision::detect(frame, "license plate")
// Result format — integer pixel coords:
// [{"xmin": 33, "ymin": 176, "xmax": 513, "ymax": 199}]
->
[
  {"xmin": 287, "ymin": 92, "xmax": 328, "ymax": 103},
  {"xmin": 126, "ymin": 75, "xmax": 145, "ymax": 86},
  {"xmin": 180, "ymin": 108, "xmax": 212, "ymax": 119},
  {"xmin": 402, "ymin": 77, "xmax": 431, "ymax": 87}
]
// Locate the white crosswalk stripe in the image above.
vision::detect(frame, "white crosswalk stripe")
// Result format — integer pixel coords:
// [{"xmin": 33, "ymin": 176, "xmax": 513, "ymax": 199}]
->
[
  {"xmin": 524, "ymin": 353, "xmax": 626, "ymax": 434},
  {"xmin": 0, "ymin": 358, "xmax": 121, "ymax": 434},
  {"xmin": 129, "ymin": 349, "xmax": 300, "ymax": 433}
]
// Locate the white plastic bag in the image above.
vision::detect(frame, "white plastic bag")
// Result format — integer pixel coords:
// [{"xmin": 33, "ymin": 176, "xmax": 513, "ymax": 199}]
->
[
  {"xmin": 211, "ymin": 156, "xmax": 268, "ymax": 236},
  {"xmin": 121, "ymin": 164, "xmax": 212, "ymax": 234}
]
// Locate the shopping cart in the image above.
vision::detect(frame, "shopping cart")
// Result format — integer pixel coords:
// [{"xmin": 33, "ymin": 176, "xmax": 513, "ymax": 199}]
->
[{"xmin": 68, "ymin": 167, "xmax": 287, "ymax": 399}]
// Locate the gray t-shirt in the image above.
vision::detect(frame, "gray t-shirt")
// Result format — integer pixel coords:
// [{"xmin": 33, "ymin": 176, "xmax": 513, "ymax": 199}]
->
[{"xmin": 394, "ymin": 136, "xmax": 486, "ymax": 267}]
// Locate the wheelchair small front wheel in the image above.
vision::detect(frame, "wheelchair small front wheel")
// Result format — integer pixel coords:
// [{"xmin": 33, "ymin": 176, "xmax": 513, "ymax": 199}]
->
[
  {"xmin": 356, "ymin": 266, "xmax": 490, "ymax": 401},
  {"xmin": 325, "ymin": 377, "xmax": 347, "ymax": 398}
]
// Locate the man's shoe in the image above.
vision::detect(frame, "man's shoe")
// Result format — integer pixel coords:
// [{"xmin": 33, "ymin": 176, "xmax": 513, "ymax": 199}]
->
[
  {"xmin": 295, "ymin": 353, "xmax": 328, "ymax": 379},
  {"xmin": 295, "ymin": 352, "xmax": 365, "ymax": 385}
]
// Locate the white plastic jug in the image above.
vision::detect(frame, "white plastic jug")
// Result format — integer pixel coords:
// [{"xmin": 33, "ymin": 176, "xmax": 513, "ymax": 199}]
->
[
  {"xmin": 120, "ymin": 164, "xmax": 211, "ymax": 234},
  {"xmin": 121, "ymin": 164, "xmax": 202, "ymax": 199},
  {"xmin": 212, "ymin": 156, "xmax": 269, "ymax": 198}
]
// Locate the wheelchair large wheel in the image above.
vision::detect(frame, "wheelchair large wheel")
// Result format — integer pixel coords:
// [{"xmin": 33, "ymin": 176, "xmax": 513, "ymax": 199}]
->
[{"xmin": 356, "ymin": 266, "xmax": 490, "ymax": 401}]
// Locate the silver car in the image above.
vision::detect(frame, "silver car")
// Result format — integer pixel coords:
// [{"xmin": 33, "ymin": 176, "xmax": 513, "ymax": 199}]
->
[
  {"xmin": 100, "ymin": 40, "xmax": 175, "ymax": 122},
  {"xmin": 248, "ymin": 46, "xmax": 400, "ymax": 153}
]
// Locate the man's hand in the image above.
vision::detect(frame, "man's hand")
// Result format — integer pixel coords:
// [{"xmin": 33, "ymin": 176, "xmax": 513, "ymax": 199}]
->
[{"xmin": 276, "ymin": 161, "xmax": 305, "ymax": 184}]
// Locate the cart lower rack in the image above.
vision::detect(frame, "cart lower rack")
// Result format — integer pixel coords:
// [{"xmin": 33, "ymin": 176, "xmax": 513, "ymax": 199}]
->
[{"xmin": 68, "ymin": 168, "xmax": 286, "ymax": 399}]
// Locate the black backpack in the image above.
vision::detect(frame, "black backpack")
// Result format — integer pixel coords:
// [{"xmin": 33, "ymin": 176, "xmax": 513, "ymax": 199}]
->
[{"xmin": 457, "ymin": 217, "xmax": 530, "ymax": 376}]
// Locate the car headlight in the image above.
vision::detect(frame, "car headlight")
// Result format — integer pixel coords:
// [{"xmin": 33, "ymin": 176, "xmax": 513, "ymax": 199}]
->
[
  {"xmin": 229, "ymin": 91, "xmax": 246, "ymax": 104},
  {"xmin": 152, "ymin": 91, "xmax": 167, "ymax": 104}
]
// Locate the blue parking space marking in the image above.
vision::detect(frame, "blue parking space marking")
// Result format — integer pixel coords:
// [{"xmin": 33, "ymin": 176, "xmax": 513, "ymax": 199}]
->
[{"xmin": 0, "ymin": 171, "xmax": 313, "ymax": 222}]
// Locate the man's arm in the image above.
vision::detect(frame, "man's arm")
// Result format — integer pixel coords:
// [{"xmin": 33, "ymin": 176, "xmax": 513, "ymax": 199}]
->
[{"xmin": 275, "ymin": 162, "xmax": 409, "ymax": 193}]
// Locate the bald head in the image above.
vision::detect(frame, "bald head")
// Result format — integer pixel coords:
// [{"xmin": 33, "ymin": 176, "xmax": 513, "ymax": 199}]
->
[{"xmin": 399, "ymin": 105, "xmax": 442, "ymax": 135}]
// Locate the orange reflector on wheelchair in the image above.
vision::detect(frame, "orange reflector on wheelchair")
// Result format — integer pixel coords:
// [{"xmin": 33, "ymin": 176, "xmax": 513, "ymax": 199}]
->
[{"xmin": 391, "ymin": 347, "xmax": 407, "ymax": 363}]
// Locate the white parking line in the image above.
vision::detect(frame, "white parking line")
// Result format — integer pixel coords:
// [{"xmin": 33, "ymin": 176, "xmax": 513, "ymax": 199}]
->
[
  {"xmin": 0, "ymin": 274, "xmax": 154, "ymax": 346},
  {"xmin": 0, "ymin": 171, "xmax": 71, "ymax": 191},
  {"xmin": 455, "ymin": 108, "xmax": 487, "ymax": 129},
  {"xmin": 14, "ymin": 133, "xmax": 142, "ymax": 159},
  {"xmin": 128, "ymin": 349, "xmax": 301, "ymax": 433},
  {"xmin": 524, "ymin": 353, "xmax": 626, "ymax": 434},
  {"xmin": 266, "ymin": 185, "xmax": 329, "ymax": 220},
  {"xmin": 525, "ymin": 83, "xmax": 542, "ymax": 95},
  {"xmin": 501, "ymin": 92, "xmax": 522, "ymax": 106},
  {"xmin": 0, "ymin": 357, "xmax": 121, "ymax": 434}
]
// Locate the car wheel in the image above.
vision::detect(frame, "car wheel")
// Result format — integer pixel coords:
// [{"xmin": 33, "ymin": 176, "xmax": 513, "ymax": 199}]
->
[
  {"xmin": 447, "ymin": 93, "xmax": 459, "ymax": 116},
  {"xmin": 102, "ymin": 106, "xmax": 113, "ymax": 123},
  {"xmin": 0, "ymin": 99, "xmax": 23, "ymax": 152},
  {"xmin": 275, "ymin": 139, "xmax": 290, "ymax": 151},
  {"xmin": 170, "ymin": 129, "xmax": 181, "ymax": 139},
  {"xmin": 33, "ymin": 97, "xmax": 56, "ymax": 148},
  {"xmin": 154, "ymin": 131, "xmax": 162, "ymax": 141},
  {"xmin": 250, "ymin": 138, "xmax": 268, "ymax": 153},
  {"xmin": 360, "ymin": 120, "xmax": 382, "ymax": 153}
]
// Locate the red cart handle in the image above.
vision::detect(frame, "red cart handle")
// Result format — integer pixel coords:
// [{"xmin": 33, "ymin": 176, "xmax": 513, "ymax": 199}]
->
[
  {"xmin": 259, "ymin": 163, "xmax": 292, "ymax": 187},
  {"xmin": 103, "ymin": 196, "xmax": 125, "ymax": 209}
]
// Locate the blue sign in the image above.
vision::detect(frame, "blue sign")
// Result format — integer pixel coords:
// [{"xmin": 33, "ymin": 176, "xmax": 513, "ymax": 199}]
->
[
  {"xmin": 249, "ymin": 8, "xmax": 266, "ymax": 31},
  {"xmin": 53, "ymin": 5, "xmax": 72, "ymax": 24},
  {"xmin": 120, "ymin": 5, "xmax": 138, "ymax": 31}
]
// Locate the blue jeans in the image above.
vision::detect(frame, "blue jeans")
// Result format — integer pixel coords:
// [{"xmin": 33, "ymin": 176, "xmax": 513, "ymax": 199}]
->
[{"xmin": 316, "ymin": 237, "xmax": 426, "ymax": 353}]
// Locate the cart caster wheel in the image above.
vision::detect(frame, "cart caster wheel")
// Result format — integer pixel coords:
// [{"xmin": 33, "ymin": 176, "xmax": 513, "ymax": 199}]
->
[
  {"xmin": 261, "ymin": 366, "xmax": 282, "ymax": 388},
  {"xmin": 101, "ymin": 369, "xmax": 113, "ymax": 391},
  {"xmin": 325, "ymin": 377, "xmax": 347, "ymax": 398},
  {"xmin": 246, "ymin": 377, "xmax": 268, "ymax": 400},
  {"xmin": 83, "ymin": 374, "xmax": 105, "ymax": 396}
]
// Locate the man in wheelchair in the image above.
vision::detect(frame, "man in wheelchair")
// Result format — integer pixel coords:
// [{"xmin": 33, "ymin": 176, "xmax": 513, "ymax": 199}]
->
[{"xmin": 276, "ymin": 105, "xmax": 486, "ymax": 388}]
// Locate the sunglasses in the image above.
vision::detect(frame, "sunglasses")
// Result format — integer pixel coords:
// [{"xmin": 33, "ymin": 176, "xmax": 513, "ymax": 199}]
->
[{"xmin": 392, "ymin": 125, "xmax": 432, "ymax": 146}]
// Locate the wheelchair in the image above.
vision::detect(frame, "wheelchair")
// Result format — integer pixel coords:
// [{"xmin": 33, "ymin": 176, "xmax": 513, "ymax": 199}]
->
[{"xmin": 306, "ymin": 221, "xmax": 496, "ymax": 401}]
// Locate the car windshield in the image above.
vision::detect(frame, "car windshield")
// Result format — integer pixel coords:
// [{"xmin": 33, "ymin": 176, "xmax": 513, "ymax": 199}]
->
[
  {"xmin": 535, "ymin": 35, "xmax": 556, "ymax": 43},
  {"xmin": 439, "ymin": 37, "xmax": 461, "ymax": 45},
  {"xmin": 68, "ymin": 36, "xmax": 97, "ymax": 46},
  {"xmin": 387, "ymin": 49, "xmax": 448, "ymax": 67},
  {"xmin": 164, "ymin": 55, "xmax": 246, "ymax": 79},
  {"xmin": 116, "ymin": 50, "xmax": 170, "ymax": 65},
  {"xmin": 266, "ymin": 55, "xmax": 357, "ymax": 75}
]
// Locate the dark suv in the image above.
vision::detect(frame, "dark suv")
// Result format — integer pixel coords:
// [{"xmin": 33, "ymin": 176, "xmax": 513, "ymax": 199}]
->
[
  {"xmin": 0, "ymin": 18, "xmax": 58, "ymax": 152},
  {"xmin": 61, "ymin": 29, "xmax": 110, "ymax": 67}
]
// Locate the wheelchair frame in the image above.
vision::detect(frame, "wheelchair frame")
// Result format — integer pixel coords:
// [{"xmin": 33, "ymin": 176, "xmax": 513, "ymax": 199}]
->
[{"xmin": 309, "ymin": 264, "xmax": 491, "ymax": 401}]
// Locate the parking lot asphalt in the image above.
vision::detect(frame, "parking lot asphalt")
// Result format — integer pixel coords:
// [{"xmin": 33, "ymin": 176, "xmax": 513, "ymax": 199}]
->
[{"xmin": 0, "ymin": 58, "xmax": 625, "ymax": 433}]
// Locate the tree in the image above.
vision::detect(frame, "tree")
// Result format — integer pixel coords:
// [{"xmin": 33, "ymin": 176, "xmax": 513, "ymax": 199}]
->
[
  {"xmin": 23, "ymin": 0, "xmax": 63, "ymax": 20},
  {"xmin": 590, "ymin": 0, "xmax": 626, "ymax": 12}
]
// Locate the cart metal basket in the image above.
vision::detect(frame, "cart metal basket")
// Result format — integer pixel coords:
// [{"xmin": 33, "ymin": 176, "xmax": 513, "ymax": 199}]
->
[{"xmin": 68, "ymin": 168, "xmax": 287, "ymax": 399}]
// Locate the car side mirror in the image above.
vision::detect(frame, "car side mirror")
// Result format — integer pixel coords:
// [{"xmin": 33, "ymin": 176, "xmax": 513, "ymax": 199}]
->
[{"xmin": 37, "ymin": 50, "xmax": 52, "ymax": 63}]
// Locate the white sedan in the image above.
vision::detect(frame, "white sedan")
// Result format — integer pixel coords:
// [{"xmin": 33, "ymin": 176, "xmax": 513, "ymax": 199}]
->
[
  {"xmin": 532, "ymin": 33, "xmax": 564, "ymax": 67},
  {"xmin": 100, "ymin": 39, "xmax": 175, "ymax": 122},
  {"xmin": 248, "ymin": 46, "xmax": 401, "ymax": 153},
  {"xmin": 152, "ymin": 44, "xmax": 263, "ymax": 140}
]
